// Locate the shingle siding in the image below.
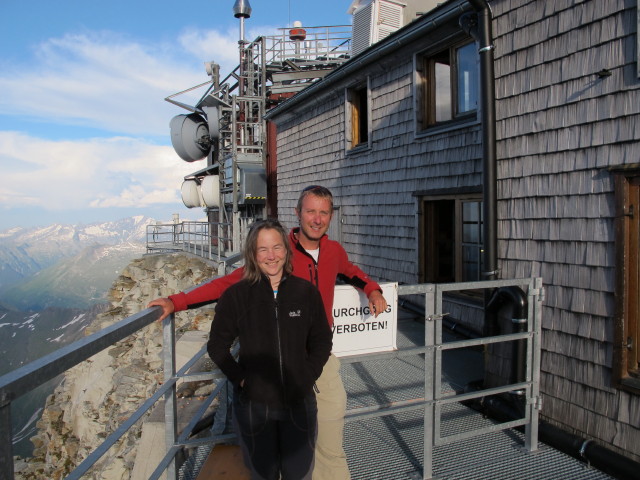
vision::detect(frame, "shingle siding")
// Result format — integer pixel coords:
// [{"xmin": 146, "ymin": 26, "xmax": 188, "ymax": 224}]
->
[
  {"xmin": 493, "ymin": 0, "xmax": 640, "ymax": 461},
  {"xmin": 268, "ymin": 0, "xmax": 640, "ymax": 462}
]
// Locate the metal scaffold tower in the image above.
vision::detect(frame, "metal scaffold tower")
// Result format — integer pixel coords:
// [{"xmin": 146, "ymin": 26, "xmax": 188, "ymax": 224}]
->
[{"xmin": 164, "ymin": 0, "xmax": 351, "ymax": 259}]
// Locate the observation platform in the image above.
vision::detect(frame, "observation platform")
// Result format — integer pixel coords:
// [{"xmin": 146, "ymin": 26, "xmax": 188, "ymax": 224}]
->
[{"xmin": 187, "ymin": 312, "xmax": 614, "ymax": 480}]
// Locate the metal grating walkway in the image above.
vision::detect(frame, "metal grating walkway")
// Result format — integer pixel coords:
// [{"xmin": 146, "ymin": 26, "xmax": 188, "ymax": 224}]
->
[
  {"xmin": 340, "ymin": 315, "xmax": 614, "ymax": 480},
  {"xmin": 182, "ymin": 312, "xmax": 615, "ymax": 480}
]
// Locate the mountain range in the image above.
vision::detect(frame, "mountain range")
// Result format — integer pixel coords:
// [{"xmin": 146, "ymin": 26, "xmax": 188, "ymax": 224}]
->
[
  {"xmin": 0, "ymin": 216, "xmax": 153, "ymax": 310},
  {"xmin": 0, "ymin": 215, "xmax": 158, "ymax": 457}
]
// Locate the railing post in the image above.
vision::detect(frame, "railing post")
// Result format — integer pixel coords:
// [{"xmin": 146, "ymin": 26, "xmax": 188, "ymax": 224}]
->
[
  {"xmin": 524, "ymin": 277, "xmax": 543, "ymax": 452},
  {"xmin": 0, "ymin": 394, "xmax": 14, "ymax": 480},
  {"xmin": 163, "ymin": 314, "xmax": 178, "ymax": 479},
  {"xmin": 423, "ymin": 283, "xmax": 436, "ymax": 480}
]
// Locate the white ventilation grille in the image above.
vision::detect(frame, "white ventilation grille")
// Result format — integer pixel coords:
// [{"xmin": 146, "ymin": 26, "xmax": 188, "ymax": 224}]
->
[
  {"xmin": 377, "ymin": 1, "xmax": 404, "ymax": 42},
  {"xmin": 352, "ymin": 2, "xmax": 374, "ymax": 56}
]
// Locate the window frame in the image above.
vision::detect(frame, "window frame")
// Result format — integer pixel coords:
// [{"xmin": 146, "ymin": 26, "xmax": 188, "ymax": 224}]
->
[
  {"xmin": 614, "ymin": 171, "xmax": 640, "ymax": 394},
  {"xmin": 415, "ymin": 39, "xmax": 479, "ymax": 133},
  {"xmin": 345, "ymin": 79, "xmax": 372, "ymax": 152}
]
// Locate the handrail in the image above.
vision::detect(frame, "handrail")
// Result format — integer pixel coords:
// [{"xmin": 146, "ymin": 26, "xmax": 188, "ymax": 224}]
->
[
  {"xmin": 146, "ymin": 220, "xmax": 251, "ymax": 275},
  {"xmin": 146, "ymin": 221, "xmax": 236, "ymax": 263},
  {"xmin": 0, "ymin": 277, "xmax": 542, "ymax": 480},
  {"xmin": 338, "ymin": 277, "xmax": 542, "ymax": 479},
  {"xmin": 0, "ymin": 307, "xmax": 168, "ymax": 479}
]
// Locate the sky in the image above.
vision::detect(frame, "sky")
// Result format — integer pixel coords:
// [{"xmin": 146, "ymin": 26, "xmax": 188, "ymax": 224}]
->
[{"xmin": 0, "ymin": 0, "xmax": 354, "ymax": 230}]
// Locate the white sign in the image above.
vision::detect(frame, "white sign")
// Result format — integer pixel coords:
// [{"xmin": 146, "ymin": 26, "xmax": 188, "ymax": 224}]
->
[{"xmin": 331, "ymin": 282, "xmax": 398, "ymax": 357}]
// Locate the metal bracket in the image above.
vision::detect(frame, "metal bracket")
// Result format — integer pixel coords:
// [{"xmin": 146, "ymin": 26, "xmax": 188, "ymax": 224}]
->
[
  {"xmin": 426, "ymin": 313, "xmax": 450, "ymax": 322},
  {"xmin": 478, "ymin": 44, "xmax": 495, "ymax": 53},
  {"xmin": 534, "ymin": 396, "xmax": 543, "ymax": 410},
  {"xmin": 530, "ymin": 287, "xmax": 546, "ymax": 302}
]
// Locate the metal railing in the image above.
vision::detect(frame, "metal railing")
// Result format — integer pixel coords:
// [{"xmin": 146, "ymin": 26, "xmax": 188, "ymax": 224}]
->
[
  {"xmin": 146, "ymin": 219, "xmax": 259, "ymax": 275},
  {"xmin": 263, "ymin": 25, "xmax": 352, "ymax": 65},
  {"xmin": 0, "ymin": 306, "xmax": 238, "ymax": 480},
  {"xmin": 340, "ymin": 277, "xmax": 543, "ymax": 479},
  {"xmin": 146, "ymin": 221, "xmax": 238, "ymax": 267},
  {"xmin": 0, "ymin": 277, "xmax": 542, "ymax": 480},
  {"xmin": 0, "ymin": 308, "xmax": 164, "ymax": 479}
]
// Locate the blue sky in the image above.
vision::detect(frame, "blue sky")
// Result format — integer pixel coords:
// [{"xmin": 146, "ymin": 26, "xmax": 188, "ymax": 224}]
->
[{"xmin": 0, "ymin": 0, "xmax": 354, "ymax": 230}]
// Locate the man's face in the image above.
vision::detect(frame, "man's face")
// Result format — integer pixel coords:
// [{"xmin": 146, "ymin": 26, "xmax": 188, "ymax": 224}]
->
[{"xmin": 296, "ymin": 194, "xmax": 333, "ymax": 243}]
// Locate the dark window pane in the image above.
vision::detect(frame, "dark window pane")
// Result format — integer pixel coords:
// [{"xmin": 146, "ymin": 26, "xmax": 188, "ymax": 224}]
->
[
  {"xmin": 462, "ymin": 245, "xmax": 480, "ymax": 281},
  {"xmin": 463, "ymin": 201, "xmax": 479, "ymax": 222},
  {"xmin": 463, "ymin": 223, "xmax": 479, "ymax": 243}
]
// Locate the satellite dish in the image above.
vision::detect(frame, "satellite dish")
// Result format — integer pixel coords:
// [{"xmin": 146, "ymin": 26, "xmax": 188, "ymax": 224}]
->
[{"xmin": 170, "ymin": 114, "xmax": 210, "ymax": 162}]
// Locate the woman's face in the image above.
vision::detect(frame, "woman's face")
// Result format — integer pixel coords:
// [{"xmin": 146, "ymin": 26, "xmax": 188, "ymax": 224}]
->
[{"xmin": 256, "ymin": 228, "xmax": 287, "ymax": 284}]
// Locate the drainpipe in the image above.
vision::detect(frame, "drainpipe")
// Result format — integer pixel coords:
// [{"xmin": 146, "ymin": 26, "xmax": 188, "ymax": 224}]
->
[
  {"xmin": 462, "ymin": 0, "xmax": 498, "ymax": 282},
  {"xmin": 486, "ymin": 286, "xmax": 528, "ymax": 384},
  {"xmin": 461, "ymin": 0, "xmax": 502, "ymax": 373}
]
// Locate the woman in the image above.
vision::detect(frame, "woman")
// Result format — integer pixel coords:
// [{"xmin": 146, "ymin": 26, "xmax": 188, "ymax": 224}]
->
[{"xmin": 208, "ymin": 219, "xmax": 332, "ymax": 480}]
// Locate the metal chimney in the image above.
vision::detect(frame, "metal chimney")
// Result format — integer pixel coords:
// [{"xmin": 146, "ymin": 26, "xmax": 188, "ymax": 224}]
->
[{"xmin": 233, "ymin": 0, "xmax": 252, "ymax": 42}]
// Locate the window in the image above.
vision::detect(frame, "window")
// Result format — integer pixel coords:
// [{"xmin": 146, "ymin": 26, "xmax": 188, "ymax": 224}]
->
[
  {"xmin": 614, "ymin": 172, "xmax": 640, "ymax": 393},
  {"xmin": 346, "ymin": 81, "xmax": 371, "ymax": 150},
  {"xmin": 421, "ymin": 195, "xmax": 483, "ymax": 283},
  {"xmin": 418, "ymin": 41, "xmax": 478, "ymax": 129}
]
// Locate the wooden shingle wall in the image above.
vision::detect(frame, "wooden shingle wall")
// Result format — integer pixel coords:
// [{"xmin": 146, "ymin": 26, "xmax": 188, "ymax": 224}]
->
[
  {"xmin": 493, "ymin": 0, "xmax": 639, "ymax": 460},
  {"xmin": 275, "ymin": 28, "xmax": 483, "ymax": 286},
  {"xmin": 269, "ymin": 0, "xmax": 639, "ymax": 463}
]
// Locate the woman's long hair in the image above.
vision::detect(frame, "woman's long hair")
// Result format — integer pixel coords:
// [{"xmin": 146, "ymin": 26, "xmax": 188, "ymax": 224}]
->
[{"xmin": 242, "ymin": 219, "xmax": 293, "ymax": 284}]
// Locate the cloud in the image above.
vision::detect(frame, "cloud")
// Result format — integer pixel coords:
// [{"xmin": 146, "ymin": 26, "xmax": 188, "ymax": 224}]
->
[
  {"xmin": 178, "ymin": 27, "xmax": 242, "ymax": 76},
  {"xmin": 0, "ymin": 24, "xmax": 281, "ymax": 227},
  {"xmin": 176, "ymin": 24, "xmax": 282, "ymax": 76},
  {"xmin": 0, "ymin": 131, "xmax": 201, "ymax": 211},
  {"xmin": 0, "ymin": 29, "xmax": 241, "ymax": 137}
]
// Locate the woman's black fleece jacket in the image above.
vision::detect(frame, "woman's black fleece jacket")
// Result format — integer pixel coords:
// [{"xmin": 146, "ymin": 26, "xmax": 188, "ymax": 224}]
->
[{"xmin": 207, "ymin": 274, "xmax": 332, "ymax": 407}]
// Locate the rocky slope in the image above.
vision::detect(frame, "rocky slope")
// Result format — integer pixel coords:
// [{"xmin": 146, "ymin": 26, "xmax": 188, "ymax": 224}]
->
[{"xmin": 14, "ymin": 252, "xmax": 219, "ymax": 479}]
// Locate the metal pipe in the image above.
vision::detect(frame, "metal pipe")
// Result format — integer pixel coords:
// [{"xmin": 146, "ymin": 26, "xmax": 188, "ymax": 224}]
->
[
  {"xmin": 0, "ymin": 399, "xmax": 13, "ymax": 480},
  {"xmin": 486, "ymin": 286, "xmax": 528, "ymax": 383},
  {"xmin": 466, "ymin": 0, "xmax": 498, "ymax": 283}
]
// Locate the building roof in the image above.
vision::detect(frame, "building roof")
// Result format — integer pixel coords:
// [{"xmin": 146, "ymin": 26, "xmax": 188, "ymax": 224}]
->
[{"xmin": 264, "ymin": 0, "xmax": 471, "ymax": 122}]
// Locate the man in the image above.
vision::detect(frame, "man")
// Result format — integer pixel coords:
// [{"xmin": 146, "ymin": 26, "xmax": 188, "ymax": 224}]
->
[{"xmin": 149, "ymin": 185, "xmax": 388, "ymax": 479}]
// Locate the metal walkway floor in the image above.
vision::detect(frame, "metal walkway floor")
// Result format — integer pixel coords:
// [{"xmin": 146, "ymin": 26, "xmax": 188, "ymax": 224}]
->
[
  {"xmin": 184, "ymin": 314, "xmax": 615, "ymax": 480},
  {"xmin": 340, "ymin": 315, "xmax": 614, "ymax": 480}
]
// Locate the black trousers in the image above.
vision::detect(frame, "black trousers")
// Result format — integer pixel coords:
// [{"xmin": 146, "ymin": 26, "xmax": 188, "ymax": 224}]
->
[{"xmin": 232, "ymin": 391, "xmax": 318, "ymax": 480}]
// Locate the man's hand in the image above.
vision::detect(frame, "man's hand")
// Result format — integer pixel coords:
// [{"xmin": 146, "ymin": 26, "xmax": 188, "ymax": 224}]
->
[
  {"xmin": 147, "ymin": 298, "xmax": 175, "ymax": 322},
  {"xmin": 368, "ymin": 290, "xmax": 388, "ymax": 318}
]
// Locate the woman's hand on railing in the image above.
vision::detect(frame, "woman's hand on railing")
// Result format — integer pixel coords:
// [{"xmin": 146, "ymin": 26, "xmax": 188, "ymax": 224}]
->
[{"xmin": 147, "ymin": 298, "xmax": 175, "ymax": 322}]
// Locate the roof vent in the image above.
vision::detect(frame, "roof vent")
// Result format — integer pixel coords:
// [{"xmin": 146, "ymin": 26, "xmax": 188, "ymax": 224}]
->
[{"xmin": 348, "ymin": 0, "xmax": 441, "ymax": 56}]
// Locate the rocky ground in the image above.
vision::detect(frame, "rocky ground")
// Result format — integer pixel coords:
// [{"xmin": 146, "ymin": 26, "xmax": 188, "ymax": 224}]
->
[{"xmin": 14, "ymin": 253, "xmax": 219, "ymax": 480}]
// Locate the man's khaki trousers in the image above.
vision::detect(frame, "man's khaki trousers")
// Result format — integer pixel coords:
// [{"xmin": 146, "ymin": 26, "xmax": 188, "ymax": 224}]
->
[{"xmin": 313, "ymin": 353, "xmax": 351, "ymax": 480}]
